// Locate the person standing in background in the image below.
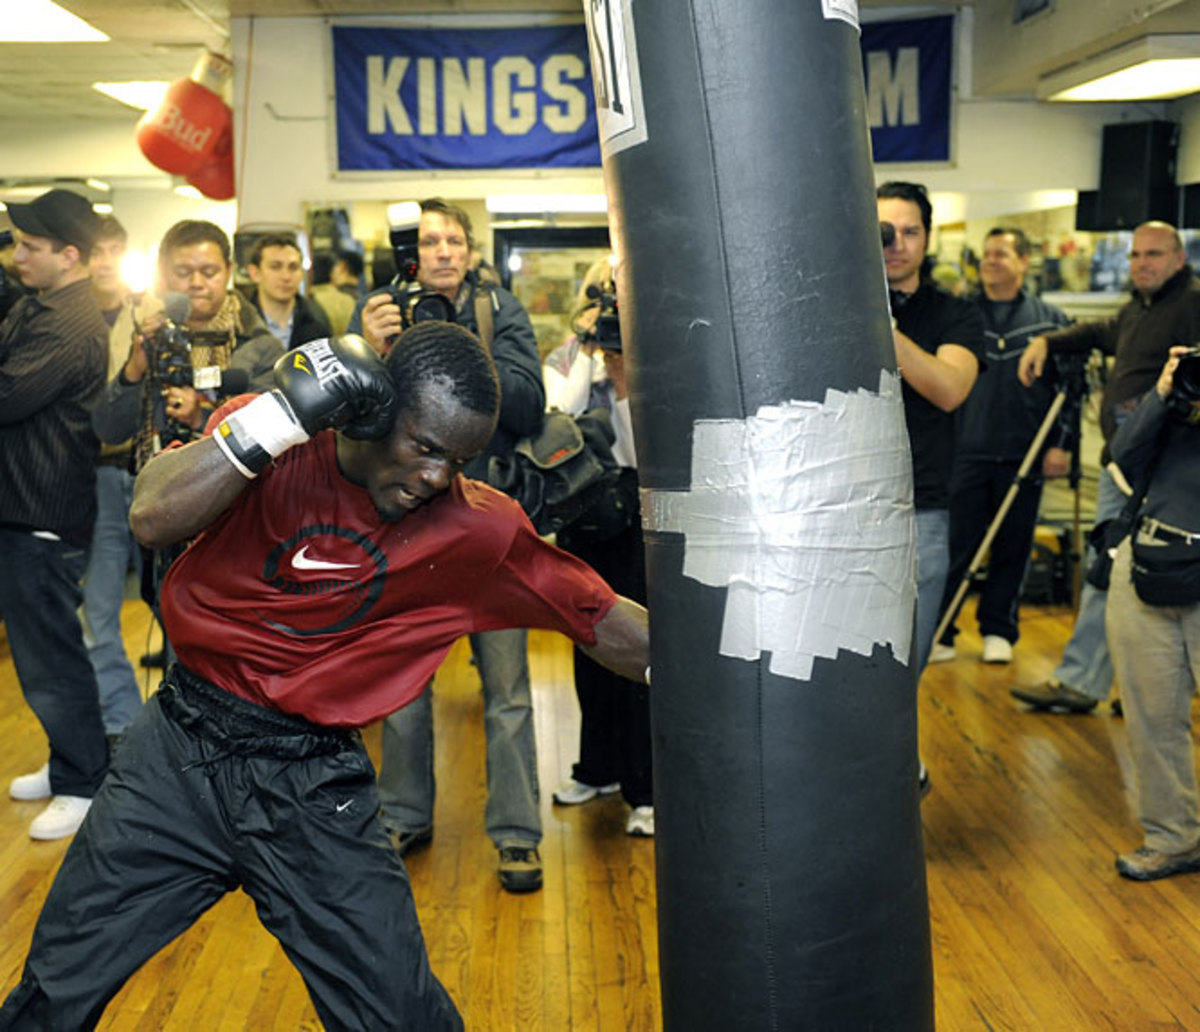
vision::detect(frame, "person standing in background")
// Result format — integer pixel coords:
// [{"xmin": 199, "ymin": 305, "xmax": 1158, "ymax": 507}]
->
[
  {"xmin": 544, "ymin": 262, "xmax": 654, "ymax": 836},
  {"xmin": 82, "ymin": 214, "xmax": 144, "ymax": 741},
  {"xmin": 0, "ymin": 188, "xmax": 110, "ymax": 840}
]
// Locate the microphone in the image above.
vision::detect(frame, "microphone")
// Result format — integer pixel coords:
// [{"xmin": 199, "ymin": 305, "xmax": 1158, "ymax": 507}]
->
[
  {"xmin": 192, "ymin": 366, "xmax": 250, "ymax": 395},
  {"xmin": 163, "ymin": 291, "xmax": 191, "ymax": 326}
]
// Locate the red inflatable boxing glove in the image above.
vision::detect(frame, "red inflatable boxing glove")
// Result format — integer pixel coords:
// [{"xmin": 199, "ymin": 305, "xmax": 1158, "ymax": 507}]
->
[
  {"xmin": 136, "ymin": 51, "xmax": 233, "ymax": 177},
  {"xmin": 187, "ymin": 125, "xmax": 234, "ymax": 200}
]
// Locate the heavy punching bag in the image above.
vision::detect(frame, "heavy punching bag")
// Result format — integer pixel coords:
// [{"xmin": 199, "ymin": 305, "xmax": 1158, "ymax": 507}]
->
[{"xmin": 583, "ymin": 2, "xmax": 933, "ymax": 1029}]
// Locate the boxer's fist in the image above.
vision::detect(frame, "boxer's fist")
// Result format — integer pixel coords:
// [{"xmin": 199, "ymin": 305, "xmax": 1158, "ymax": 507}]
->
[{"xmin": 274, "ymin": 335, "xmax": 396, "ymax": 440}]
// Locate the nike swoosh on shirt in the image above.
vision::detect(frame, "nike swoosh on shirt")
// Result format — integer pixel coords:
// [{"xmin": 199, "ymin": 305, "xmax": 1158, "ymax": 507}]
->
[{"xmin": 291, "ymin": 545, "xmax": 361, "ymax": 572}]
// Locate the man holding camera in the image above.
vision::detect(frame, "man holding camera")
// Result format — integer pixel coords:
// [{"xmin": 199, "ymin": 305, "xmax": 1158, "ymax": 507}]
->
[
  {"xmin": 93, "ymin": 219, "xmax": 282, "ymax": 462},
  {"xmin": 1013, "ymin": 221, "xmax": 1200, "ymax": 713},
  {"xmin": 0, "ymin": 188, "xmax": 110, "ymax": 840},
  {"xmin": 1106, "ymin": 345, "xmax": 1200, "ymax": 880},
  {"xmin": 877, "ymin": 182, "xmax": 985, "ymax": 680},
  {"xmin": 352, "ymin": 198, "xmax": 548, "ymax": 891}
]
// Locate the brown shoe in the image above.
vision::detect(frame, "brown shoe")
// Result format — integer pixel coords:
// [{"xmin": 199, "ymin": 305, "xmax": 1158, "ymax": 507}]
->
[
  {"xmin": 1010, "ymin": 680, "xmax": 1098, "ymax": 713},
  {"xmin": 1116, "ymin": 844, "xmax": 1200, "ymax": 881},
  {"xmin": 497, "ymin": 842, "xmax": 543, "ymax": 893}
]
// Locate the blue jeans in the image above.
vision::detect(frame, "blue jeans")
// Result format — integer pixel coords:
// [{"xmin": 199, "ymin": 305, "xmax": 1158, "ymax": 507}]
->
[
  {"xmin": 1053, "ymin": 466, "xmax": 1122, "ymax": 700},
  {"xmin": 82, "ymin": 466, "xmax": 143, "ymax": 734},
  {"xmin": 0, "ymin": 529, "xmax": 108, "ymax": 796},
  {"xmin": 914, "ymin": 509, "xmax": 950, "ymax": 676},
  {"xmin": 377, "ymin": 628, "xmax": 541, "ymax": 846}
]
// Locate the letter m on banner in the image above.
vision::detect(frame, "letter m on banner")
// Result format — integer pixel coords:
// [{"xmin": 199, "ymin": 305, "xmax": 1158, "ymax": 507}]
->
[{"xmin": 862, "ymin": 15, "xmax": 952, "ymax": 163}]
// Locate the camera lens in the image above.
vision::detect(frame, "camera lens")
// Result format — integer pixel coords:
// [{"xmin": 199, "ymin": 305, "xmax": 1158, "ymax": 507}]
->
[{"xmin": 1174, "ymin": 353, "xmax": 1200, "ymax": 404}]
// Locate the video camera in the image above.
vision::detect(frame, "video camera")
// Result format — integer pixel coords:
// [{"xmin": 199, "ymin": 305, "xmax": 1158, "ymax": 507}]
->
[
  {"xmin": 580, "ymin": 281, "xmax": 621, "ymax": 352},
  {"xmin": 388, "ymin": 227, "xmax": 455, "ymax": 329},
  {"xmin": 139, "ymin": 292, "xmax": 248, "ymax": 449},
  {"xmin": 1169, "ymin": 345, "xmax": 1200, "ymax": 423}
]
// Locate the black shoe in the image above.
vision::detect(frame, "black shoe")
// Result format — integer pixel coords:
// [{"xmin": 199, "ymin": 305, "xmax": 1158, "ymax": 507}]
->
[
  {"xmin": 1010, "ymin": 680, "xmax": 1098, "ymax": 714},
  {"xmin": 139, "ymin": 649, "xmax": 165, "ymax": 669},
  {"xmin": 387, "ymin": 826, "xmax": 433, "ymax": 857},
  {"xmin": 497, "ymin": 843, "xmax": 543, "ymax": 893}
]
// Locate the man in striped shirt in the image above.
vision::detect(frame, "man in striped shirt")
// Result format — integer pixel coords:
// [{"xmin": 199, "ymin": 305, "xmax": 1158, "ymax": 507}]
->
[{"xmin": 0, "ymin": 188, "xmax": 110, "ymax": 841}]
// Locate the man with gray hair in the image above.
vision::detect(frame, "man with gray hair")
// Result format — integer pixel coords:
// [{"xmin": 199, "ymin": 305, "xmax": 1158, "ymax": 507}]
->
[{"xmin": 1014, "ymin": 221, "xmax": 1200, "ymax": 713}]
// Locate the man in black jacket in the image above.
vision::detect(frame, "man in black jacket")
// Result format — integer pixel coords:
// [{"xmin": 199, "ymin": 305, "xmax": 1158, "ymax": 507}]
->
[
  {"xmin": 351, "ymin": 197, "xmax": 549, "ymax": 892},
  {"xmin": 1013, "ymin": 221, "xmax": 1200, "ymax": 713},
  {"xmin": 243, "ymin": 232, "xmax": 332, "ymax": 350},
  {"xmin": 932, "ymin": 228, "xmax": 1073, "ymax": 665}
]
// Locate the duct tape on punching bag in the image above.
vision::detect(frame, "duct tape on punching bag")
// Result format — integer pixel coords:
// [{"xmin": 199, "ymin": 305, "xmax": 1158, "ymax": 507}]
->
[{"xmin": 583, "ymin": 1, "xmax": 933, "ymax": 1028}]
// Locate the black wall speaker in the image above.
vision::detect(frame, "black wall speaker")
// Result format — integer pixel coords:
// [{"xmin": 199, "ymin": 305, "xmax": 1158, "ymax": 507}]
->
[
  {"xmin": 1097, "ymin": 120, "xmax": 1178, "ymax": 230},
  {"xmin": 1075, "ymin": 190, "xmax": 1101, "ymax": 232},
  {"xmin": 1179, "ymin": 183, "xmax": 1200, "ymax": 230}
]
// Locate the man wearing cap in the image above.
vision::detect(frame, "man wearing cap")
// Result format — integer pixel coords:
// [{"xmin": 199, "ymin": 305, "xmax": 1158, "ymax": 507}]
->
[{"xmin": 0, "ymin": 188, "xmax": 112, "ymax": 840}]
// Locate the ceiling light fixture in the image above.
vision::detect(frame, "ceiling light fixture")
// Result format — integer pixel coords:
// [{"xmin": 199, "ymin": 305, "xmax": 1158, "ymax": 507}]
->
[
  {"xmin": 0, "ymin": 0, "xmax": 108, "ymax": 43},
  {"xmin": 1039, "ymin": 35, "xmax": 1200, "ymax": 102},
  {"xmin": 92, "ymin": 81, "xmax": 170, "ymax": 111}
]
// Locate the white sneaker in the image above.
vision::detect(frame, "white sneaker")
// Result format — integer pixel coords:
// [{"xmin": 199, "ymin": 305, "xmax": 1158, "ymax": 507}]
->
[
  {"xmin": 10, "ymin": 762, "xmax": 51, "ymax": 801},
  {"xmin": 982, "ymin": 635, "xmax": 1014, "ymax": 664},
  {"xmin": 929, "ymin": 643, "xmax": 956, "ymax": 664},
  {"xmin": 29, "ymin": 795, "xmax": 92, "ymax": 840},
  {"xmin": 552, "ymin": 779, "xmax": 620, "ymax": 806},
  {"xmin": 626, "ymin": 806, "xmax": 655, "ymax": 837}
]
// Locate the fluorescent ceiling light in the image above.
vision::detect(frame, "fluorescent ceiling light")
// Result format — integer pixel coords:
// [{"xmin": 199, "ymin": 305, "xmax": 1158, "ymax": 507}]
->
[
  {"xmin": 93, "ymin": 81, "xmax": 170, "ymax": 112},
  {"xmin": 174, "ymin": 185, "xmax": 204, "ymax": 200},
  {"xmin": 486, "ymin": 194, "xmax": 608, "ymax": 215},
  {"xmin": 0, "ymin": 0, "xmax": 108, "ymax": 42},
  {"xmin": 1040, "ymin": 35, "xmax": 1200, "ymax": 101}
]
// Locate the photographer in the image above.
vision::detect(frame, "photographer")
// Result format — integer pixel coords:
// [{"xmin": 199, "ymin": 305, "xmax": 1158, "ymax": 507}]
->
[
  {"xmin": 544, "ymin": 262, "xmax": 653, "ymax": 837},
  {"xmin": 93, "ymin": 220, "xmax": 282, "ymax": 459},
  {"xmin": 349, "ymin": 198, "xmax": 549, "ymax": 892},
  {"xmin": 1105, "ymin": 346, "xmax": 1200, "ymax": 881},
  {"xmin": 1013, "ymin": 221, "xmax": 1200, "ymax": 714}
]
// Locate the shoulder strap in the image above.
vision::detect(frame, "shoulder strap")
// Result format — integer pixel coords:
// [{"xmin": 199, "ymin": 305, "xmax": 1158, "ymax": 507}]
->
[{"xmin": 474, "ymin": 288, "xmax": 495, "ymax": 352}]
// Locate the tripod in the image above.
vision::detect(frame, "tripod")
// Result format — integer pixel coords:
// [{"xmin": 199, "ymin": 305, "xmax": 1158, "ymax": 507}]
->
[{"xmin": 932, "ymin": 357, "xmax": 1088, "ymax": 649}]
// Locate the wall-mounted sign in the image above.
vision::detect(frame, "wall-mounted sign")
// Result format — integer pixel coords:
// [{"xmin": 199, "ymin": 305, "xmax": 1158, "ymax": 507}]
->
[
  {"xmin": 333, "ymin": 15, "xmax": 954, "ymax": 171},
  {"xmin": 333, "ymin": 24, "xmax": 601, "ymax": 172},
  {"xmin": 861, "ymin": 15, "xmax": 953, "ymax": 163}
]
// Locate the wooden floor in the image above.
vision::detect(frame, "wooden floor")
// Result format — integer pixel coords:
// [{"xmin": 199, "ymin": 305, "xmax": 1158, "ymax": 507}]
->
[{"xmin": 1, "ymin": 596, "xmax": 1199, "ymax": 1029}]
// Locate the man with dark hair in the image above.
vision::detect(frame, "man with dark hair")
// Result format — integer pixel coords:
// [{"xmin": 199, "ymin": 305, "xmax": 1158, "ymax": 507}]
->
[
  {"xmin": 244, "ymin": 231, "xmax": 332, "ymax": 349},
  {"xmin": 0, "ymin": 188, "xmax": 110, "ymax": 840},
  {"xmin": 352, "ymin": 197, "xmax": 549, "ymax": 891},
  {"xmin": 932, "ymin": 227, "xmax": 1073, "ymax": 665},
  {"xmin": 82, "ymin": 213, "xmax": 144, "ymax": 738},
  {"xmin": 877, "ymin": 180, "xmax": 985, "ymax": 796},
  {"xmin": 93, "ymin": 219, "xmax": 282, "ymax": 461},
  {"xmin": 0, "ymin": 324, "xmax": 650, "ymax": 1030},
  {"xmin": 1013, "ymin": 220, "xmax": 1200, "ymax": 713}
]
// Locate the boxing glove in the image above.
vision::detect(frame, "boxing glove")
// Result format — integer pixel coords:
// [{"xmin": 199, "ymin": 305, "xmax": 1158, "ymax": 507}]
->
[
  {"xmin": 186, "ymin": 126, "xmax": 235, "ymax": 200},
  {"xmin": 136, "ymin": 53, "xmax": 233, "ymax": 177},
  {"xmin": 213, "ymin": 336, "xmax": 396, "ymax": 478}
]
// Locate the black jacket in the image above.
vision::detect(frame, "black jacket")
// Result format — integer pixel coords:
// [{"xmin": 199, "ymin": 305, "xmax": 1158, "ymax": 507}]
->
[{"xmin": 242, "ymin": 287, "xmax": 332, "ymax": 350}]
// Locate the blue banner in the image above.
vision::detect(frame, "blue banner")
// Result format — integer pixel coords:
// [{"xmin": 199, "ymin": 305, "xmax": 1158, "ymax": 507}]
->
[
  {"xmin": 861, "ymin": 16, "xmax": 953, "ymax": 164},
  {"xmin": 333, "ymin": 24, "xmax": 600, "ymax": 172}
]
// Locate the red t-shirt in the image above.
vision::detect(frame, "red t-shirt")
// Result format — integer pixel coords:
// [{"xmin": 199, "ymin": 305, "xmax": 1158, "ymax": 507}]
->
[{"xmin": 160, "ymin": 429, "xmax": 616, "ymax": 726}]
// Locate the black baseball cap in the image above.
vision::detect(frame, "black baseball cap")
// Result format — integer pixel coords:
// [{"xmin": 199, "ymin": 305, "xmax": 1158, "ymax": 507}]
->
[{"xmin": 7, "ymin": 188, "xmax": 101, "ymax": 255}]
